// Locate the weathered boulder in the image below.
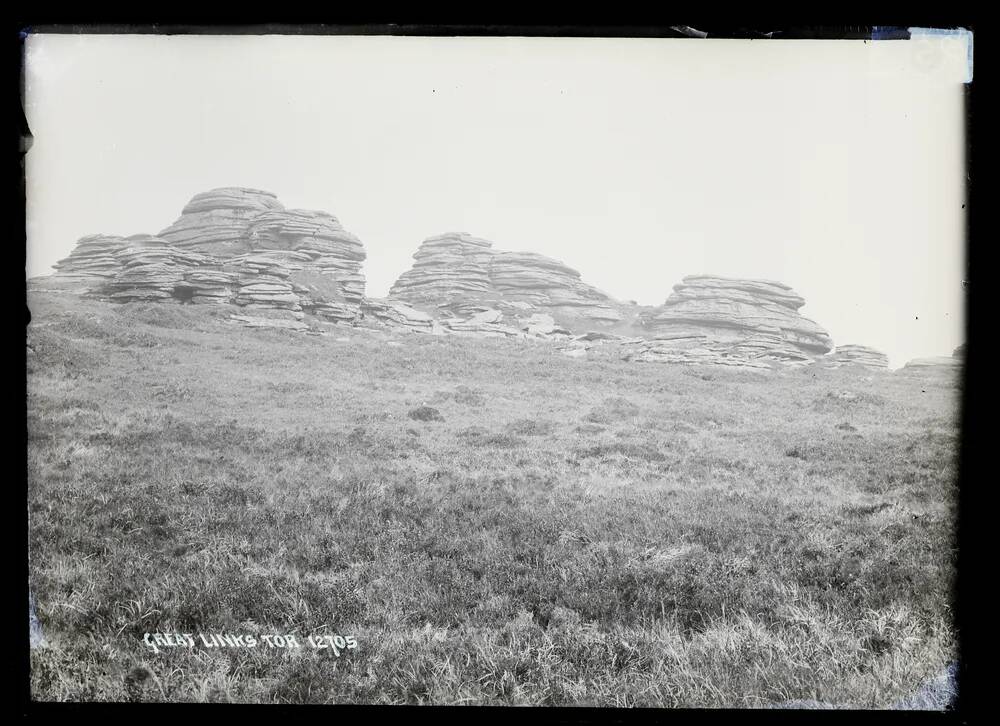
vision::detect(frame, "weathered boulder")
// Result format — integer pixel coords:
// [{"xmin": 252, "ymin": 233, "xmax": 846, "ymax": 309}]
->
[
  {"xmin": 620, "ymin": 333, "xmax": 775, "ymax": 369},
  {"xmin": 521, "ymin": 313, "xmax": 566, "ymax": 336},
  {"xmin": 229, "ymin": 315, "xmax": 310, "ymax": 331},
  {"xmin": 443, "ymin": 319, "xmax": 526, "ymax": 338},
  {"xmin": 821, "ymin": 344, "xmax": 890, "ymax": 370}
]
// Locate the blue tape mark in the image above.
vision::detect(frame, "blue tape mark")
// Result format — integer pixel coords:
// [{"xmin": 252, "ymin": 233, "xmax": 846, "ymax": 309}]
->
[
  {"xmin": 871, "ymin": 27, "xmax": 910, "ymax": 41},
  {"xmin": 908, "ymin": 27, "xmax": 974, "ymax": 83}
]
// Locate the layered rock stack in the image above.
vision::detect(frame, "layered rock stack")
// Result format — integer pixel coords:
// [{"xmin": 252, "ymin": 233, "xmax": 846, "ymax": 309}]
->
[
  {"xmin": 488, "ymin": 251, "xmax": 623, "ymax": 323},
  {"xmin": 821, "ymin": 344, "xmax": 890, "ymax": 370},
  {"xmin": 388, "ymin": 232, "xmax": 623, "ymax": 329},
  {"xmin": 390, "ymin": 234, "xmax": 496, "ymax": 311},
  {"xmin": 48, "ymin": 187, "xmax": 368, "ymax": 324},
  {"xmin": 158, "ymin": 187, "xmax": 284, "ymax": 254},
  {"xmin": 623, "ymin": 276, "xmax": 833, "ymax": 368},
  {"xmin": 104, "ymin": 236, "xmax": 215, "ymax": 303},
  {"xmin": 50, "ymin": 235, "xmax": 133, "ymax": 284}
]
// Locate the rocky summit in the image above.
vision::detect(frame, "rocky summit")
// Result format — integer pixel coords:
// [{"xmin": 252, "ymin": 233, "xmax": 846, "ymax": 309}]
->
[
  {"xmin": 625, "ymin": 275, "xmax": 833, "ymax": 368},
  {"xmin": 158, "ymin": 187, "xmax": 285, "ymax": 254},
  {"xmin": 45, "ymin": 187, "xmax": 969, "ymax": 375},
  {"xmin": 388, "ymin": 232, "xmax": 624, "ymax": 333},
  {"xmin": 48, "ymin": 187, "xmax": 368, "ymax": 324},
  {"xmin": 821, "ymin": 345, "xmax": 890, "ymax": 370}
]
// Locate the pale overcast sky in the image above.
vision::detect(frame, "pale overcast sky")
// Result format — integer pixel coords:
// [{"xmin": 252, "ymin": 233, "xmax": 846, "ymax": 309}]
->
[{"xmin": 23, "ymin": 33, "xmax": 969, "ymax": 367}]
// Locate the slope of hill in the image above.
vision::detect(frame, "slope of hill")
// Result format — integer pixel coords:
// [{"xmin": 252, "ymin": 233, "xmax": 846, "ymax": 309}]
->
[{"xmin": 26, "ymin": 290, "xmax": 959, "ymax": 706}]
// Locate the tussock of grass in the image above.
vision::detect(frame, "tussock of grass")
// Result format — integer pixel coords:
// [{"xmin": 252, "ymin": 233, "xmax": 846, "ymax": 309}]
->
[{"xmin": 26, "ymin": 292, "xmax": 960, "ymax": 706}]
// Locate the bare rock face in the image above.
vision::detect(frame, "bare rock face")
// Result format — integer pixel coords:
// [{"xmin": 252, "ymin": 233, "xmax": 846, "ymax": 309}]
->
[
  {"xmin": 627, "ymin": 275, "xmax": 832, "ymax": 368},
  {"xmin": 821, "ymin": 344, "xmax": 890, "ymax": 370},
  {"xmin": 48, "ymin": 188, "xmax": 367, "ymax": 325},
  {"xmin": 388, "ymin": 232, "xmax": 624, "ymax": 333}
]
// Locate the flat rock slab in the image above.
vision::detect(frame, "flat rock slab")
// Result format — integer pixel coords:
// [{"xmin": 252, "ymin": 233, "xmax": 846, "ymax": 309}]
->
[{"xmin": 230, "ymin": 315, "xmax": 310, "ymax": 331}]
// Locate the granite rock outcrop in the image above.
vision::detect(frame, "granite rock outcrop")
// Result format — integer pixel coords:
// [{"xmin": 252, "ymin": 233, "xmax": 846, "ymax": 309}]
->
[
  {"xmin": 388, "ymin": 233, "xmax": 624, "ymax": 329},
  {"xmin": 49, "ymin": 188, "xmax": 367, "ymax": 324},
  {"xmin": 44, "ymin": 191, "xmax": 860, "ymax": 366},
  {"xmin": 624, "ymin": 275, "xmax": 833, "ymax": 368}
]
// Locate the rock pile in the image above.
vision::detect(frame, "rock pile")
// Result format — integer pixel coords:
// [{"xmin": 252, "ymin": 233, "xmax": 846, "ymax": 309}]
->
[
  {"xmin": 630, "ymin": 275, "xmax": 833, "ymax": 367},
  {"xmin": 50, "ymin": 187, "xmax": 368, "ymax": 324},
  {"xmin": 821, "ymin": 344, "xmax": 890, "ymax": 370},
  {"xmin": 389, "ymin": 232, "xmax": 623, "ymax": 328}
]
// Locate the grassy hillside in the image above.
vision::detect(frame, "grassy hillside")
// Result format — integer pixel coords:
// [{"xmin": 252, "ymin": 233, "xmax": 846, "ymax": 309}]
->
[{"xmin": 26, "ymin": 290, "xmax": 960, "ymax": 706}]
